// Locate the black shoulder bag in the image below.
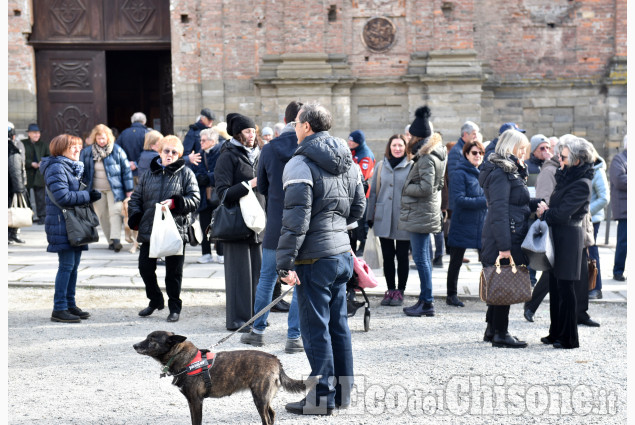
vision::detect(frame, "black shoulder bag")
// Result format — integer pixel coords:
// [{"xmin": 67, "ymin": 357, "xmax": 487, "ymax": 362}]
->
[
  {"xmin": 45, "ymin": 183, "xmax": 100, "ymax": 246},
  {"xmin": 207, "ymin": 190, "xmax": 252, "ymax": 242}
]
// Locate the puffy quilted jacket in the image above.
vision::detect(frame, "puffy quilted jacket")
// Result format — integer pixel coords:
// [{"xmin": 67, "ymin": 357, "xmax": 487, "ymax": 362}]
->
[
  {"xmin": 40, "ymin": 155, "xmax": 92, "ymax": 252},
  {"xmin": 398, "ymin": 136, "xmax": 447, "ymax": 234},
  {"xmin": 80, "ymin": 144, "xmax": 134, "ymax": 202},
  {"xmin": 127, "ymin": 156, "xmax": 200, "ymax": 243},
  {"xmin": 276, "ymin": 131, "xmax": 366, "ymax": 271},
  {"xmin": 589, "ymin": 157, "xmax": 609, "ymax": 223}
]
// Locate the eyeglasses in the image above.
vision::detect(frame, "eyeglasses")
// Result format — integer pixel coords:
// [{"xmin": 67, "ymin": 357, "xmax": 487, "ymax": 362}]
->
[
  {"xmin": 469, "ymin": 151, "xmax": 484, "ymax": 156},
  {"xmin": 162, "ymin": 148, "xmax": 179, "ymax": 156},
  {"xmin": 289, "ymin": 121, "xmax": 305, "ymax": 128},
  {"xmin": 560, "ymin": 155, "xmax": 568, "ymax": 160},
  {"xmin": 539, "ymin": 146, "xmax": 550, "ymax": 151}
]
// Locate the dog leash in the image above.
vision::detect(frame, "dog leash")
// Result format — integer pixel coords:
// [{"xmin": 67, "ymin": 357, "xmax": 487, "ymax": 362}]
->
[{"xmin": 208, "ymin": 282, "xmax": 295, "ymax": 350}]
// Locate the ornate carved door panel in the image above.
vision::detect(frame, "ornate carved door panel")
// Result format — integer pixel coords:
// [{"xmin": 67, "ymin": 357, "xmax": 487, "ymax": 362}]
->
[{"xmin": 35, "ymin": 50, "xmax": 107, "ymax": 143}]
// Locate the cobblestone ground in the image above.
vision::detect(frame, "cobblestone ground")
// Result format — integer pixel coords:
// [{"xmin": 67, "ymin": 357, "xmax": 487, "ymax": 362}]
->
[{"xmin": 8, "ymin": 286, "xmax": 627, "ymax": 425}]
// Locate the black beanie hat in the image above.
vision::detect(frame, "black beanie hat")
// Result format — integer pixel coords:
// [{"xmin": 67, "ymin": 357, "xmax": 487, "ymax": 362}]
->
[
  {"xmin": 409, "ymin": 106, "xmax": 432, "ymax": 139},
  {"xmin": 226, "ymin": 113, "xmax": 256, "ymax": 138}
]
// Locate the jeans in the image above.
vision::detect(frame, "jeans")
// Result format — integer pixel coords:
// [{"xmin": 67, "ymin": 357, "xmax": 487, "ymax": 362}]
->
[
  {"xmin": 431, "ymin": 231, "xmax": 444, "ymax": 260},
  {"xmin": 253, "ymin": 248, "xmax": 300, "ymax": 339},
  {"xmin": 613, "ymin": 219, "xmax": 627, "ymax": 276},
  {"xmin": 54, "ymin": 248, "xmax": 83, "ymax": 311},
  {"xmin": 410, "ymin": 232, "xmax": 433, "ymax": 303},
  {"xmin": 295, "ymin": 252, "xmax": 354, "ymax": 408},
  {"xmin": 588, "ymin": 222, "xmax": 603, "ymax": 290}
]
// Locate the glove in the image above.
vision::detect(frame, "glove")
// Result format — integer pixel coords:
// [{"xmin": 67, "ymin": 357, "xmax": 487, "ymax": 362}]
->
[
  {"xmin": 89, "ymin": 190, "xmax": 102, "ymax": 203},
  {"xmin": 128, "ymin": 212, "xmax": 142, "ymax": 230},
  {"xmin": 367, "ymin": 220, "xmax": 374, "ymax": 229}
]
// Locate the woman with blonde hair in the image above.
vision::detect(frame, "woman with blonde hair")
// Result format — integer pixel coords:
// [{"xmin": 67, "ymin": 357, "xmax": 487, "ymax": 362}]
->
[
  {"xmin": 127, "ymin": 135, "xmax": 200, "ymax": 322},
  {"xmin": 80, "ymin": 124, "xmax": 133, "ymax": 252},
  {"xmin": 136, "ymin": 130, "xmax": 163, "ymax": 179}
]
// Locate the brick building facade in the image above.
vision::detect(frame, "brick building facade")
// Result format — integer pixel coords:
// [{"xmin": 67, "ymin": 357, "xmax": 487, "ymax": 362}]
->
[{"xmin": 8, "ymin": 0, "xmax": 627, "ymax": 159}]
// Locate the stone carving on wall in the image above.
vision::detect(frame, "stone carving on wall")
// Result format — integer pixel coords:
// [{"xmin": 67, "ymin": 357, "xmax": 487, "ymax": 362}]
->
[
  {"xmin": 121, "ymin": 0, "xmax": 157, "ymax": 34},
  {"xmin": 362, "ymin": 17, "xmax": 396, "ymax": 52},
  {"xmin": 51, "ymin": 0, "xmax": 86, "ymax": 35},
  {"xmin": 55, "ymin": 106, "xmax": 89, "ymax": 136},
  {"xmin": 52, "ymin": 61, "xmax": 91, "ymax": 89}
]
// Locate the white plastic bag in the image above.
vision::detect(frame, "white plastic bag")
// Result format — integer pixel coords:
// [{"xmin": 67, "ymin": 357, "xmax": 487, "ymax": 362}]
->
[
  {"xmin": 362, "ymin": 227, "xmax": 383, "ymax": 270},
  {"xmin": 149, "ymin": 203, "xmax": 183, "ymax": 258},
  {"xmin": 239, "ymin": 181, "xmax": 266, "ymax": 233}
]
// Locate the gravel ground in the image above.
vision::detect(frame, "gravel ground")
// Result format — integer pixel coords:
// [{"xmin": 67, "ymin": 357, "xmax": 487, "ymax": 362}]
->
[{"xmin": 8, "ymin": 287, "xmax": 627, "ymax": 424}]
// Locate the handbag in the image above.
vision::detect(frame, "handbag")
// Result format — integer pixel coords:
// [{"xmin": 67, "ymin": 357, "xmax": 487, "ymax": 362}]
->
[
  {"xmin": 239, "ymin": 181, "xmax": 266, "ymax": 233},
  {"xmin": 479, "ymin": 254, "xmax": 532, "ymax": 305},
  {"xmin": 362, "ymin": 227, "xmax": 383, "ymax": 269},
  {"xmin": 8, "ymin": 193, "xmax": 33, "ymax": 228},
  {"xmin": 45, "ymin": 185, "xmax": 100, "ymax": 247},
  {"xmin": 208, "ymin": 191, "xmax": 252, "ymax": 242},
  {"xmin": 521, "ymin": 219, "xmax": 554, "ymax": 271},
  {"xmin": 149, "ymin": 203, "xmax": 184, "ymax": 258},
  {"xmin": 587, "ymin": 249, "xmax": 598, "ymax": 291},
  {"xmin": 187, "ymin": 216, "xmax": 204, "ymax": 247}
]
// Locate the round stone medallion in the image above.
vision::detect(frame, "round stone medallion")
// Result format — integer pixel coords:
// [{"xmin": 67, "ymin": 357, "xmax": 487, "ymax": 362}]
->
[{"xmin": 362, "ymin": 17, "xmax": 396, "ymax": 52}]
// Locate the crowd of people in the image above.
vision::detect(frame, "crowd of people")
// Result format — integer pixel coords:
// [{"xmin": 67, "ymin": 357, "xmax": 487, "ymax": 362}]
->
[{"xmin": 7, "ymin": 102, "xmax": 629, "ymax": 415}]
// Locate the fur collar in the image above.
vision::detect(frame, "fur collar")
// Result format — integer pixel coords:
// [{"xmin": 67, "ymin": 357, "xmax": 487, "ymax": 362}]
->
[
  {"xmin": 416, "ymin": 134, "xmax": 443, "ymax": 157},
  {"xmin": 487, "ymin": 152, "xmax": 518, "ymax": 174}
]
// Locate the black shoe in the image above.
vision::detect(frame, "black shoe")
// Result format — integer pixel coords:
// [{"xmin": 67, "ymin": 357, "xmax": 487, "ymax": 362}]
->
[
  {"xmin": 138, "ymin": 304, "xmax": 164, "ymax": 317},
  {"xmin": 524, "ymin": 308, "xmax": 535, "ymax": 322},
  {"xmin": 51, "ymin": 310, "xmax": 81, "ymax": 323},
  {"xmin": 156, "ymin": 258, "xmax": 166, "ymax": 266},
  {"xmin": 540, "ymin": 336, "xmax": 555, "ymax": 345},
  {"xmin": 285, "ymin": 398, "xmax": 334, "ymax": 416},
  {"xmin": 9, "ymin": 235, "xmax": 25, "ymax": 244},
  {"xmin": 446, "ymin": 295, "xmax": 464, "ymax": 307},
  {"xmin": 614, "ymin": 274, "xmax": 626, "ymax": 281},
  {"xmin": 432, "ymin": 257, "xmax": 443, "ymax": 268},
  {"xmin": 108, "ymin": 243, "xmax": 115, "ymax": 250},
  {"xmin": 404, "ymin": 301, "xmax": 434, "ymax": 317},
  {"xmin": 492, "ymin": 332, "xmax": 527, "ymax": 348},
  {"xmin": 68, "ymin": 306, "xmax": 90, "ymax": 319},
  {"xmin": 578, "ymin": 318, "xmax": 600, "ymax": 327},
  {"xmin": 483, "ymin": 325, "xmax": 494, "ymax": 342},
  {"xmin": 240, "ymin": 331, "xmax": 265, "ymax": 347},
  {"xmin": 271, "ymin": 299, "xmax": 290, "ymax": 312},
  {"xmin": 166, "ymin": 312, "xmax": 179, "ymax": 322},
  {"xmin": 588, "ymin": 289, "xmax": 603, "ymax": 299},
  {"xmin": 112, "ymin": 239, "xmax": 122, "ymax": 253},
  {"xmin": 227, "ymin": 325, "xmax": 252, "ymax": 333},
  {"xmin": 37, "ymin": 219, "xmax": 46, "ymax": 225}
]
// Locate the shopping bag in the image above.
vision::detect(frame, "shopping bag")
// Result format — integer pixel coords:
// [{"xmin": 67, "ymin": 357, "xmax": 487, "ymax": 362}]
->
[
  {"xmin": 187, "ymin": 216, "xmax": 204, "ymax": 247},
  {"xmin": 362, "ymin": 227, "xmax": 383, "ymax": 269},
  {"xmin": 239, "ymin": 181, "xmax": 266, "ymax": 233},
  {"xmin": 521, "ymin": 219, "xmax": 554, "ymax": 271},
  {"xmin": 149, "ymin": 203, "xmax": 183, "ymax": 258},
  {"xmin": 8, "ymin": 193, "xmax": 33, "ymax": 228}
]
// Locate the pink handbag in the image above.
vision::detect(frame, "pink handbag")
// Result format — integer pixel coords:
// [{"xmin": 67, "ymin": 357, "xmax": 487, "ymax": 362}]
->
[{"xmin": 353, "ymin": 254, "xmax": 378, "ymax": 289}]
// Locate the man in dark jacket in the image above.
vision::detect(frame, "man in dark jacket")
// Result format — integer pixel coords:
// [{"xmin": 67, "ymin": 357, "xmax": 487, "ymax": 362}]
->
[
  {"xmin": 447, "ymin": 121, "xmax": 479, "ymax": 211},
  {"xmin": 23, "ymin": 123, "xmax": 50, "ymax": 224},
  {"xmin": 240, "ymin": 101, "xmax": 304, "ymax": 353},
  {"xmin": 115, "ymin": 112, "xmax": 148, "ymax": 178},
  {"xmin": 277, "ymin": 103, "xmax": 365, "ymax": 416},
  {"xmin": 610, "ymin": 136, "xmax": 627, "ymax": 281},
  {"xmin": 526, "ymin": 133, "xmax": 551, "ymax": 189},
  {"xmin": 8, "ymin": 123, "xmax": 28, "ymax": 244},
  {"xmin": 484, "ymin": 122, "xmax": 525, "ymax": 165},
  {"xmin": 183, "ymin": 108, "xmax": 215, "ymax": 166}
]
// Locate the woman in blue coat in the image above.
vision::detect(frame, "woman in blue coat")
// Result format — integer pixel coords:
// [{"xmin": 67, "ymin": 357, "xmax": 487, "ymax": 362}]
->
[
  {"xmin": 40, "ymin": 134, "xmax": 103, "ymax": 323},
  {"xmin": 80, "ymin": 124, "xmax": 133, "ymax": 252},
  {"xmin": 446, "ymin": 139, "xmax": 487, "ymax": 307}
]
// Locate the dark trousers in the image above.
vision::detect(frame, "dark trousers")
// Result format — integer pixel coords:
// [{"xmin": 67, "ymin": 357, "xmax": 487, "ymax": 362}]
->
[
  {"xmin": 446, "ymin": 246, "xmax": 478, "ymax": 297},
  {"xmin": 486, "ymin": 305, "xmax": 510, "ymax": 334},
  {"xmin": 613, "ymin": 219, "xmax": 627, "ymax": 276},
  {"xmin": 199, "ymin": 208, "xmax": 213, "ymax": 255},
  {"xmin": 379, "ymin": 238, "xmax": 410, "ymax": 292},
  {"xmin": 295, "ymin": 252, "xmax": 354, "ymax": 408},
  {"xmin": 587, "ymin": 222, "xmax": 602, "ymax": 290},
  {"xmin": 548, "ymin": 273, "xmax": 580, "ymax": 348},
  {"xmin": 222, "ymin": 241, "xmax": 261, "ymax": 330},
  {"xmin": 138, "ymin": 242, "xmax": 185, "ymax": 314}
]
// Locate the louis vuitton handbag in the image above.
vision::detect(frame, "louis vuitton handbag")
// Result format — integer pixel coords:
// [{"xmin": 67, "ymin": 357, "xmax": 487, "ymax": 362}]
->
[
  {"xmin": 479, "ymin": 254, "xmax": 532, "ymax": 305},
  {"xmin": 587, "ymin": 249, "xmax": 598, "ymax": 291}
]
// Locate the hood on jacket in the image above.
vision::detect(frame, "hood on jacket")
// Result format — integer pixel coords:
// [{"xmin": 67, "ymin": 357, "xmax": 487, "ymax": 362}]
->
[
  {"xmin": 296, "ymin": 131, "xmax": 353, "ymax": 176},
  {"xmin": 189, "ymin": 121, "xmax": 207, "ymax": 132},
  {"xmin": 593, "ymin": 156, "xmax": 607, "ymax": 172},
  {"xmin": 271, "ymin": 130, "xmax": 298, "ymax": 163},
  {"xmin": 484, "ymin": 152, "xmax": 518, "ymax": 174},
  {"xmin": 349, "ymin": 129, "xmax": 375, "ymax": 162},
  {"xmin": 415, "ymin": 134, "xmax": 446, "ymax": 161}
]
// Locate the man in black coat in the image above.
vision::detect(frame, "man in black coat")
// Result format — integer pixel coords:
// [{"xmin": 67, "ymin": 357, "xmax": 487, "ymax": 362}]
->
[
  {"xmin": 115, "ymin": 112, "xmax": 148, "ymax": 178},
  {"xmin": 8, "ymin": 123, "xmax": 27, "ymax": 244},
  {"xmin": 183, "ymin": 108, "xmax": 215, "ymax": 167}
]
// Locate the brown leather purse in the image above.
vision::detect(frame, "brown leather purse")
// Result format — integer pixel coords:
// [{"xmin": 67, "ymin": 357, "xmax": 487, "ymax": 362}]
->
[
  {"xmin": 587, "ymin": 248, "xmax": 598, "ymax": 290},
  {"xmin": 480, "ymin": 255, "xmax": 532, "ymax": 305}
]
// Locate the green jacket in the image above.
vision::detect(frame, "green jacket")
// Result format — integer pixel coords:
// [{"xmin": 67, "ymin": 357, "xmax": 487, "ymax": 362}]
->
[{"xmin": 23, "ymin": 139, "xmax": 50, "ymax": 188}]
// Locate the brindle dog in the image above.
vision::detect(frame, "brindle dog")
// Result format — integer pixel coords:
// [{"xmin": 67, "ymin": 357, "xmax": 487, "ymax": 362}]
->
[{"xmin": 133, "ymin": 331, "xmax": 306, "ymax": 425}]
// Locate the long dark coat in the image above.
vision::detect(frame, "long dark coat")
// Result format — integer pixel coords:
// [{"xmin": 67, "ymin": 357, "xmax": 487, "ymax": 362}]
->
[{"xmin": 542, "ymin": 163, "xmax": 593, "ymax": 280}]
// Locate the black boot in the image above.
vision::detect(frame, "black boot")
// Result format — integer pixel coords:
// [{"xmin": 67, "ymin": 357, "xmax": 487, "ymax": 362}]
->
[
  {"xmin": 112, "ymin": 239, "xmax": 122, "ymax": 253},
  {"xmin": 492, "ymin": 332, "xmax": 527, "ymax": 348},
  {"xmin": 483, "ymin": 322, "xmax": 494, "ymax": 342}
]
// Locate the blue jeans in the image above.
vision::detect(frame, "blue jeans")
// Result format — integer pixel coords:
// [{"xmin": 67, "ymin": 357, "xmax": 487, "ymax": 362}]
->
[
  {"xmin": 588, "ymin": 222, "xmax": 603, "ymax": 290},
  {"xmin": 613, "ymin": 219, "xmax": 627, "ymax": 276},
  {"xmin": 411, "ymin": 232, "xmax": 433, "ymax": 303},
  {"xmin": 295, "ymin": 252, "xmax": 354, "ymax": 409},
  {"xmin": 253, "ymin": 248, "xmax": 300, "ymax": 339},
  {"xmin": 54, "ymin": 248, "xmax": 83, "ymax": 311}
]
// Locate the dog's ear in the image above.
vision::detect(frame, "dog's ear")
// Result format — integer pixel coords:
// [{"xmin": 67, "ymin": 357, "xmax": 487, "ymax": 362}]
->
[{"xmin": 167, "ymin": 334, "xmax": 187, "ymax": 346}]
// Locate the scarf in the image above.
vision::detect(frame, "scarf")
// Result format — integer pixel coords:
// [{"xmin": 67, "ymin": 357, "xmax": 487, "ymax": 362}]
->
[
  {"xmin": 388, "ymin": 156, "xmax": 405, "ymax": 169},
  {"xmin": 509, "ymin": 154, "xmax": 528, "ymax": 182},
  {"xmin": 60, "ymin": 156, "xmax": 85, "ymax": 180},
  {"xmin": 230, "ymin": 138, "xmax": 259, "ymax": 164},
  {"xmin": 91, "ymin": 142, "xmax": 114, "ymax": 162}
]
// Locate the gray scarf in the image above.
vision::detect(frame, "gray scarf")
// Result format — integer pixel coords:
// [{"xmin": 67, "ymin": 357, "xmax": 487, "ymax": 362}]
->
[
  {"xmin": 230, "ymin": 138, "xmax": 259, "ymax": 164},
  {"xmin": 91, "ymin": 142, "xmax": 114, "ymax": 162}
]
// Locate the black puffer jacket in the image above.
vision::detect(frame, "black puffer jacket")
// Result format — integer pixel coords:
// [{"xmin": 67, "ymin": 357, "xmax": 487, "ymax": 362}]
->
[
  {"xmin": 9, "ymin": 140, "xmax": 26, "ymax": 199},
  {"xmin": 127, "ymin": 156, "xmax": 200, "ymax": 244},
  {"xmin": 214, "ymin": 140, "xmax": 266, "ymax": 244},
  {"xmin": 479, "ymin": 153, "xmax": 541, "ymax": 267},
  {"xmin": 276, "ymin": 131, "xmax": 366, "ymax": 270}
]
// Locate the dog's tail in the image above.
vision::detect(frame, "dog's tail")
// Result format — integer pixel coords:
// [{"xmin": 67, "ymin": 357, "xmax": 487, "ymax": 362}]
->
[{"xmin": 279, "ymin": 368, "xmax": 306, "ymax": 393}]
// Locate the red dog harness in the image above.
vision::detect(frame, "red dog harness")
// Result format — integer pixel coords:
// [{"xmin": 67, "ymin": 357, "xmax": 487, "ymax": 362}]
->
[{"xmin": 162, "ymin": 349, "xmax": 216, "ymax": 391}]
